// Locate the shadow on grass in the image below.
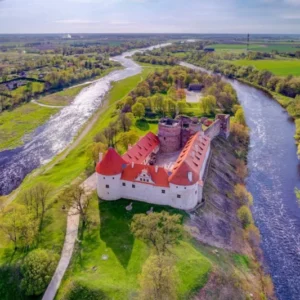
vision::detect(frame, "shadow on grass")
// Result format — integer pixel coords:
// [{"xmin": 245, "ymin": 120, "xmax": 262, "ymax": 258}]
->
[
  {"xmin": 135, "ymin": 119, "xmax": 150, "ymax": 131},
  {"xmin": 0, "ymin": 264, "xmax": 29, "ymax": 300},
  {"xmin": 99, "ymin": 199, "xmax": 187, "ymax": 269}
]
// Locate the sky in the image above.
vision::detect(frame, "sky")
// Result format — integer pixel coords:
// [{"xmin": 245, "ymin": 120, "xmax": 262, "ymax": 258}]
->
[{"xmin": 0, "ymin": 0, "xmax": 299, "ymax": 34}]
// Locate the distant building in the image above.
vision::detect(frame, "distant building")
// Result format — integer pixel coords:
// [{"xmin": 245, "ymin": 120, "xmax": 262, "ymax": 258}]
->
[
  {"xmin": 204, "ymin": 48, "xmax": 215, "ymax": 53},
  {"xmin": 188, "ymin": 83, "xmax": 204, "ymax": 92},
  {"xmin": 96, "ymin": 115, "xmax": 230, "ymax": 210}
]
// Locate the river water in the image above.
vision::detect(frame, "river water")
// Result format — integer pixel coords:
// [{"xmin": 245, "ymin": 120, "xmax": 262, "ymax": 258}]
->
[
  {"xmin": 181, "ymin": 62, "xmax": 300, "ymax": 300},
  {"xmin": 0, "ymin": 44, "xmax": 170, "ymax": 195},
  {"xmin": 2, "ymin": 50, "xmax": 300, "ymax": 299}
]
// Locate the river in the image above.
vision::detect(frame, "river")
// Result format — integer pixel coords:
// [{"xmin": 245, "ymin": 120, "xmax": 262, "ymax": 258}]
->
[
  {"xmin": 2, "ymin": 49, "xmax": 300, "ymax": 299},
  {"xmin": 181, "ymin": 62, "xmax": 300, "ymax": 300},
  {"xmin": 0, "ymin": 43, "xmax": 170, "ymax": 195}
]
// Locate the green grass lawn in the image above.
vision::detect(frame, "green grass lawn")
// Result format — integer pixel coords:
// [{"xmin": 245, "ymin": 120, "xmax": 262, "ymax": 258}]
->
[
  {"xmin": 229, "ymin": 59, "xmax": 300, "ymax": 76},
  {"xmin": 0, "ymin": 103, "xmax": 60, "ymax": 151},
  {"xmin": 56, "ymin": 198, "xmax": 211, "ymax": 300},
  {"xmin": 0, "ymin": 68, "xmax": 158, "ymax": 259},
  {"xmin": 37, "ymin": 85, "xmax": 90, "ymax": 106},
  {"xmin": 213, "ymin": 43, "xmax": 300, "ymax": 53}
]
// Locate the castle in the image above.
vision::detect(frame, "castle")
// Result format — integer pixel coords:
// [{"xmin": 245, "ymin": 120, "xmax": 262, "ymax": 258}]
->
[{"xmin": 96, "ymin": 114, "xmax": 230, "ymax": 210}]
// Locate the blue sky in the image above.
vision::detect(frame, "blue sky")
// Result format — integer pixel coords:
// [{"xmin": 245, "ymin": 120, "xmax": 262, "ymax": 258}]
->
[{"xmin": 0, "ymin": 0, "xmax": 299, "ymax": 34}]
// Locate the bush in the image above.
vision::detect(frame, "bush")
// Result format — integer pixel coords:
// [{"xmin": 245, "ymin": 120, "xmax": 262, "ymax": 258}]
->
[
  {"xmin": 234, "ymin": 184, "xmax": 253, "ymax": 206},
  {"xmin": 21, "ymin": 249, "xmax": 58, "ymax": 296},
  {"xmin": 237, "ymin": 206, "xmax": 253, "ymax": 228},
  {"xmin": 62, "ymin": 281, "xmax": 107, "ymax": 300}
]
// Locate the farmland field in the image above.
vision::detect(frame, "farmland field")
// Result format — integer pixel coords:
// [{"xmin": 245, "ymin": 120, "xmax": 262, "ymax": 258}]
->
[
  {"xmin": 228, "ymin": 59, "xmax": 300, "ymax": 76},
  {"xmin": 213, "ymin": 43, "xmax": 300, "ymax": 53}
]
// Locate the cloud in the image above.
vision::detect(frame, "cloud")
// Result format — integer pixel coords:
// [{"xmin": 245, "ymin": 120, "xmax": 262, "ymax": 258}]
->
[
  {"xmin": 285, "ymin": 0, "xmax": 300, "ymax": 5},
  {"xmin": 281, "ymin": 13, "xmax": 300, "ymax": 18},
  {"xmin": 55, "ymin": 19, "xmax": 102, "ymax": 24}
]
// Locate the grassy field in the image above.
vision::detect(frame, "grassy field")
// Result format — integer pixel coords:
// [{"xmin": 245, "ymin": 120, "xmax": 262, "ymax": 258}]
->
[
  {"xmin": 213, "ymin": 43, "xmax": 300, "ymax": 53},
  {"xmin": 0, "ymin": 103, "xmax": 60, "ymax": 151},
  {"xmin": 56, "ymin": 198, "xmax": 212, "ymax": 300},
  {"xmin": 228, "ymin": 59, "xmax": 300, "ymax": 76},
  {"xmin": 37, "ymin": 85, "xmax": 90, "ymax": 106},
  {"xmin": 0, "ymin": 67, "xmax": 158, "ymax": 257}
]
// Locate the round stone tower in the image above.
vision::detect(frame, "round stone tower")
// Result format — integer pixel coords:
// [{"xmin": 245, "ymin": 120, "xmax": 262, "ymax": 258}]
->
[{"xmin": 158, "ymin": 118, "xmax": 181, "ymax": 153}]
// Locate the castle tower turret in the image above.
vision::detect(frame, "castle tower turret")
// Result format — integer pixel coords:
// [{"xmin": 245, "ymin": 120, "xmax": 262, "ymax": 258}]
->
[
  {"xmin": 216, "ymin": 114, "xmax": 230, "ymax": 138},
  {"xmin": 158, "ymin": 118, "xmax": 181, "ymax": 153}
]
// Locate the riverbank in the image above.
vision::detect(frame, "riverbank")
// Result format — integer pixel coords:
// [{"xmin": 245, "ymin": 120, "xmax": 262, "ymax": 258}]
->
[
  {"xmin": 185, "ymin": 59, "xmax": 300, "ymax": 157},
  {"xmin": 0, "ymin": 70, "xmax": 157, "ymax": 299},
  {"xmin": 0, "ymin": 67, "xmax": 122, "ymax": 152}
]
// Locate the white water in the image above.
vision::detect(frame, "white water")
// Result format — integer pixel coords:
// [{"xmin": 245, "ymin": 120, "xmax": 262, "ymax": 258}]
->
[{"xmin": 0, "ymin": 43, "xmax": 170, "ymax": 195}]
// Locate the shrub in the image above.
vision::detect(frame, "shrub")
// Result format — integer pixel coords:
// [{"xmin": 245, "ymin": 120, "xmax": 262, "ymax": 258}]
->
[
  {"xmin": 62, "ymin": 281, "xmax": 107, "ymax": 300},
  {"xmin": 234, "ymin": 184, "xmax": 253, "ymax": 206},
  {"xmin": 21, "ymin": 249, "xmax": 58, "ymax": 296},
  {"xmin": 237, "ymin": 206, "xmax": 253, "ymax": 229}
]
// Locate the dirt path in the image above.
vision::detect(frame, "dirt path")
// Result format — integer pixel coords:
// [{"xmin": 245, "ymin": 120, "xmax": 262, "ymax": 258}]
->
[
  {"xmin": 31, "ymin": 99, "xmax": 65, "ymax": 108},
  {"xmin": 42, "ymin": 173, "xmax": 97, "ymax": 300}
]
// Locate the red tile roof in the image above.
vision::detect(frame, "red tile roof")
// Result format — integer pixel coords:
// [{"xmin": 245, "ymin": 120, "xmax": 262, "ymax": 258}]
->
[
  {"xmin": 122, "ymin": 132, "xmax": 159, "ymax": 164},
  {"xmin": 96, "ymin": 148, "xmax": 127, "ymax": 176},
  {"xmin": 169, "ymin": 133, "xmax": 210, "ymax": 186},
  {"xmin": 121, "ymin": 164, "xmax": 170, "ymax": 187}
]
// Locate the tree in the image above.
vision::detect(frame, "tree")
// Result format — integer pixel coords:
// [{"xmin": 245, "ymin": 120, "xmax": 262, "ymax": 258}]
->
[
  {"xmin": 61, "ymin": 185, "xmax": 91, "ymax": 229},
  {"xmin": 139, "ymin": 255, "xmax": 178, "ymax": 300},
  {"xmin": 21, "ymin": 183, "xmax": 52, "ymax": 232},
  {"xmin": 118, "ymin": 112, "xmax": 133, "ymax": 132},
  {"xmin": 0, "ymin": 206, "xmax": 38, "ymax": 249},
  {"xmin": 132, "ymin": 102, "xmax": 145, "ymax": 119},
  {"xmin": 176, "ymin": 100, "xmax": 187, "ymax": 114},
  {"xmin": 87, "ymin": 142, "xmax": 107, "ymax": 164},
  {"xmin": 118, "ymin": 130, "xmax": 139, "ymax": 150},
  {"xmin": 237, "ymin": 206, "xmax": 253, "ymax": 228},
  {"xmin": 201, "ymin": 95, "xmax": 216, "ymax": 115},
  {"xmin": 21, "ymin": 249, "xmax": 59, "ymax": 296},
  {"xmin": 235, "ymin": 108, "xmax": 246, "ymax": 126},
  {"xmin": 131, "ymin": 211, "xmax": 183, "ymax": 254},
  {"xmin": 234, "ymin": 184, "xmax": 253, "ymax": 206}
]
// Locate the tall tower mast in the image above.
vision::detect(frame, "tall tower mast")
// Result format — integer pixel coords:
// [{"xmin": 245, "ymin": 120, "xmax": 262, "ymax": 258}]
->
[{"xmin": 247, "ymin": 33, "xmax": 250, "ymax": 52}]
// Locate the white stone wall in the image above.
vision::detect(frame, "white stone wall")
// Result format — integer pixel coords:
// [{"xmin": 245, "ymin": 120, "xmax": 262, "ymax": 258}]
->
[
  {"xmin": 96, "ymin": 140, "xmax": 211, "ymax": 210},
  {"xmin": 200, "ymin": 144, "xmax": 211, "ymax": 179},
  {"xmin": 97, "ymin": 174, "xmax": 122, "ymax": 200}
]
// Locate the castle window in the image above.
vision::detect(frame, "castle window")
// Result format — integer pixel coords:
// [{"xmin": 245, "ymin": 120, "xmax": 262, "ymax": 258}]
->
[
  {"xmin": 162, "ymin": 190, "xmax": 165, "ymax": 194},
  {"xmin": 112, "ymin": 177, "xmax": 114, "ymax": 179},
  {"xmin": 195, "ymin": 190, "xmax": 197, "ymax": 194},
  {"xmin": 106, "ymin": 185, "xmax": 109, "ymax": 188},
  {"xmin": 132, "ymin": 184, "xmax": 136, "ymax": 188},
  {"xmin": 122, "ymin": 182, "xmax": 126, "ymax": 187},
  {"xmin": 103, "ymin": 177, "xmax": 105, "ymax": 179},
  {"xmin": 177, "ymin": 194, "xmax": 181, "ymax": 198}
]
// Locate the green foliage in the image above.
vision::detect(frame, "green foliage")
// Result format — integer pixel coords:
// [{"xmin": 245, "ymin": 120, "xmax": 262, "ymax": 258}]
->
[
  {"xmin": 132, "ymin": 102, "xmax": 145, "ymax": 119},
  {"xmin": 87, "ymin": 142, "xmax": 108, "ymax": 164},
  {"xmin": 0, "ymin": 206, "xmax": 38, "ymax": 249},
  {"xmin": 234, "ymin": 184, "xmax": 253, "ymax": 206},
  {"xmin": 235, "ymin": 108, "xmax": 246, "ymax": 126},
  {"xmin": 139, "ymin": 255, "xmax": 178, "ymax": 300},
  {"xmin": 201, "ymin": 95, "xmax": 216, "ymax": 115},
  {"xmin": 62, "ymin": 281, "xmax": 108, "ymax": 300},
  {"xmin": 237, "ymin": 206, "xmax": 253, "ymax": 229},
  {"xmin": 118, "ymin": 130, "xmax": 139, "ymax": 150},
  {"xmin": 131, "ymin": 211, "xmax": 183, "ymax": 254},
  {"xmin": 20, "ymin": 249, "xmax": 58, "ymax": 296}
]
